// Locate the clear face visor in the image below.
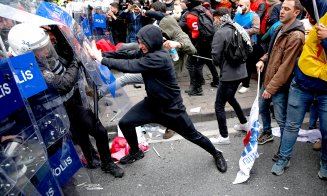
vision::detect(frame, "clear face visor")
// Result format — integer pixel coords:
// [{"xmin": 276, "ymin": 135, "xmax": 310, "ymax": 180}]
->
[{"xmin": 33, "ymin": 41, "xmax": 59, "ymax": 70}]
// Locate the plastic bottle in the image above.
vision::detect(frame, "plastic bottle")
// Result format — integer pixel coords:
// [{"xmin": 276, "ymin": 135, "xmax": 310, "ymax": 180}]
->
[{"xmin": 169, "ymin": 48, "xmax": 179, "ymax": 61}]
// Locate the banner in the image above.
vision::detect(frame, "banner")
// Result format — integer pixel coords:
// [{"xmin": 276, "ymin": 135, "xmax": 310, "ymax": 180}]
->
[
  {"xmin": 233, "ymin": 74, "xmax": 261, "ymax": 184},
  {"xmin": 48, "ymin": 139, "xmax": 82, "ymax": 187},
  {"xmin": 0, "ymin": 60, "xmax": 24, "ymax": 119},
  {"xmin": 9, "ymin": 52, "xmax": 47, "ymax": 99}
]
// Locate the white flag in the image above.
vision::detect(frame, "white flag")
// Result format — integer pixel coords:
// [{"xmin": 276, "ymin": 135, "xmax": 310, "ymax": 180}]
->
[{"xmin": 233, "ymin": 73, "xmax": 261, "ymax": 184}]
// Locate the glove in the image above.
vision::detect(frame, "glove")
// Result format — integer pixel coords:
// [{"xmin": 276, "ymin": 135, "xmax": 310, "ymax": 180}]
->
[{"xmin": 84, "ymin": 40, "xmax": 103, "ymax": 62}]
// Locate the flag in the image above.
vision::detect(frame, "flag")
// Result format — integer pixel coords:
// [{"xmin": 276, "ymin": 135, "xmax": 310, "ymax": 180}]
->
[
  {"xmin": 233, "ymin": 73, "xmax": 261, "ymax": 184},
  {"xmin": 99, "ymin": 64, "xmax": 116, "ymax": 97}
]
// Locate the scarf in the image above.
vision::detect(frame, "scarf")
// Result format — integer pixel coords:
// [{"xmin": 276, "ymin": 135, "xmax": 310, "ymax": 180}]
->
[{"xmin": 218, "ymin": 14, "xmax": 253, "ymax": 52}]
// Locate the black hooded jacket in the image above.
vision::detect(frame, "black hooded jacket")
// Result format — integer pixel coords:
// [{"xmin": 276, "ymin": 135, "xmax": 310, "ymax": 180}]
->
[{"xmin": 101, "ymin": 25, "xmax": 184, "ymax": 108}]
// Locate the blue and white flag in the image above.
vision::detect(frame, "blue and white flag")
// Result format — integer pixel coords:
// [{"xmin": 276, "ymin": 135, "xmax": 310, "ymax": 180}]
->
[
  {"xmin": 99, "ymin": 64, "xmax": 116, "ymax": 97},
  {"xmin": 233, "ymin": 73, "xmax": 261, "ymax": 184}
]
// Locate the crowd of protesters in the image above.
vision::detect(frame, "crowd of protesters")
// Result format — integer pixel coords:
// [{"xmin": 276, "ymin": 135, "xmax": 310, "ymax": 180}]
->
[
  {"xmin": 1, "ymin": 0, "xmax": 325, "ymax": 181},
  {"xmin": 58, "ymin": 0, "xmax": 326, "ymax": 181}
]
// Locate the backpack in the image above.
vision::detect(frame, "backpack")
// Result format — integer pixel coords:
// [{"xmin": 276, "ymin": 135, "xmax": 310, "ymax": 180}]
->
[
  {"xmin": 223, "ymin": 24, "xmax": 253, "ymax": 65},
  {"xmin": 190, "ymin": 9, "xmax": 215, "ymax": 41}
]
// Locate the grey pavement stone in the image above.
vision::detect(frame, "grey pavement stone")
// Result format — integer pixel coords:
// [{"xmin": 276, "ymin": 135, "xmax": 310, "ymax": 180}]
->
[{"xmin": 65, "ymin": 130, "xmax": 326, "ymax": 196}]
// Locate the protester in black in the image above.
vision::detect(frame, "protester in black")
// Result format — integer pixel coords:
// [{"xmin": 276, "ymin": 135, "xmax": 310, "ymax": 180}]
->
[
  {"xmin": 86, "ymin": 24, "xmax": 227, "ymax": 173},
  {"xmin": 209, "ymin": 8, "xmax": 249, "ymax": 144},
  {"xmin": 179, "ymin": 0, "xmax": 220, "ymax": 96},
  {"xmin": 107, "ymin": 2, "xmax": 127, "ymax": 44}
]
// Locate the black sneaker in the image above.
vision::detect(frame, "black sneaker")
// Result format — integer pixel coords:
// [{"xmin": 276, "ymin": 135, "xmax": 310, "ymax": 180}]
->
[
  {"xmin": 119, "ymin": 149, "xmax": 144, "ymax": 164},
  {"xmin": 188, "ymin": 88, "xmax": 203, "ymax": 96},
  {"xmin": 185, "ymin": 86, "xmax": 194, "ymax": 94},
  {"xmin": 214, "ymin": 151, "xmax": 227, "ymax": 173},
  {"xmin": 101, "ymin": 162, "xmax": 124, "ymax": 178},
  {"xmin": 210, "ymin": 82, "xmax": 219, "ymax": 88}
]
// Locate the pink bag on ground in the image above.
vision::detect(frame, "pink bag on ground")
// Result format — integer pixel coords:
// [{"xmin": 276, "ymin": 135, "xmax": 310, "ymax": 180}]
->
[{"xmin": 110, "ymin": 136, "xmax": 130, "ymax": 161}]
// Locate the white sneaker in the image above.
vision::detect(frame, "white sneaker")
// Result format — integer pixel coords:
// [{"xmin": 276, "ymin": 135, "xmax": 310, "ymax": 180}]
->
[
  {"xmin": 238, "ymin": 87, "xmax": 249, "ymax": 94},
  {"xmin": 234, "ymin": 122, "xmax": 249, "ymax": 131},
  {"xmin": 210, "ymin": 136, "xmax": 230, "ymax": 145}
]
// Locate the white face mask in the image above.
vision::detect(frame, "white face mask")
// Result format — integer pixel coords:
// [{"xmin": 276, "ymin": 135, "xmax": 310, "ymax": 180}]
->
[
  {"xmin": 215, "ymin": 0, "xmax": 221, "ymax": 2},
  {"xmin": 236, "ymin": 6, "xmax": 243, "ymax": 14},
  {"xmin": 174, "ymin": 5, "xmax": 182, "ymax": 13}
]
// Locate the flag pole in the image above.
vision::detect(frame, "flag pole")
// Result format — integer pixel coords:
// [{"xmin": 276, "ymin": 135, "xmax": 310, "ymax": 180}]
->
[
  {"xmin": 312, "ymin": 0, "xmax": 327, "ymax": 62},
  {"xmin": 256, "ymin": 72, "xmax": 261, "ymax": 98}
]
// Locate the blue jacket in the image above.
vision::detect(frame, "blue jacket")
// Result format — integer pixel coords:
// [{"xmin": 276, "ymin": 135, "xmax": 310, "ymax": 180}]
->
[{"xmin": 121, "ymin": 11, "xmax": 143, "ymax": 43}]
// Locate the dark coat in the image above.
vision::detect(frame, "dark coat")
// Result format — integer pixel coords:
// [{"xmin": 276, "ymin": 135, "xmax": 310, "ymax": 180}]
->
[
  {"xmin": 101, "ymin": 25, "xmax": 184, "ymax": 109},
  {"xmin": 211, "ymin": 26, "xmax": 247, "ymax": 82},
  {"xmin": 108, "ymin": 10, "xmax": 128, "ymax": 44}
]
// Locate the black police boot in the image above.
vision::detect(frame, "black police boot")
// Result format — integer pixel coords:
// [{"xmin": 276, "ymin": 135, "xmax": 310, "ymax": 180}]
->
[
  {"xmin": 101, "ymin": 161, "xmax": 124, "ymax": 178},
  {"xmin": 185, "ymin": 70, "xmax": 195, "ymax": 94},
  {"xmin": 85, "ymin": 146, "xmax": 101, "ymax": 169},
  {"xmin": 210, "ymin": 81, "xmax": 219, "ymax": 88},
  {"xmin": 188, "ymin": 87, "xmax": 203, "ymax": 96},
  {"xmin": 185, "ymin": 84, "xmax": 195, "ymax": 94},
  {"xmin": 86, "ymin": 158, "xmax": 101, "ymax": 169}
]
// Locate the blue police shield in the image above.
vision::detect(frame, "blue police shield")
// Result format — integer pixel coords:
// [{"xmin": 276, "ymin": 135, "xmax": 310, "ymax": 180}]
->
[
  {"xmin": 48, "ymin": 138, "xmax": 82, "ymax": 187},
  {"xmin": 33, "ymin": 162, "xmax": 62, "ymax": 196},
  {"xmin": 0, "ymin": 60, "xmax": 24, "ymax": 119},
  {"xmin": 8, "ymin": 52, "xmax": 47, "ymax": 99},
  {"xmin": 36, "ymin": 2, "xmax": 73, "ymax": 28},
  {"xmin": 93, "ymin": 14, "xmax": 106, "ymax": 29},
  {"xmin": 81, "ymin": 17, "xmax": 92, "ymax": 37}
]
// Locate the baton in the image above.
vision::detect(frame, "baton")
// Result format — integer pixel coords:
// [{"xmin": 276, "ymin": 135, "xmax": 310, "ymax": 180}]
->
[{"xmin": 192, "ymin": 55, "xmax": 212, "ymax": 61}]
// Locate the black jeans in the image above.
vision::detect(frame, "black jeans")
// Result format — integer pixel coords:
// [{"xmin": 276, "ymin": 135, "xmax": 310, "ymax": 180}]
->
[
  {"xmin": 119, "ymin": 99, "xmax": 218, "ymax": 156},
  {"xmin": 186, "ymin": 45, "xmax": 219, "ymax": 86},
  {"xmin": 66, "ymin": 100, "xmax": 112, "ymax": 163},
  {"xmin": 215, "ymin": 80, "xmax": 247, "ymax": 137}
]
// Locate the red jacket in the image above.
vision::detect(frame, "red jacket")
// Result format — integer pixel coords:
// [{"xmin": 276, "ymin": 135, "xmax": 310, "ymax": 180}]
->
[
  {"xmin": 186, "ymin": 13, "xmax": 200, "ymax": 39},
  {"xmin": 251, "ymin": 0, "xmax": 268, "ymax": 34}
]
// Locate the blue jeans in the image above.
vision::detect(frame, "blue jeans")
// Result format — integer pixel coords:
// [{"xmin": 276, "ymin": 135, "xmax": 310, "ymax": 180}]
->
[
  {"xmin": 259, "ymin": 87, "xmax": 288, "ymax": 135},
  {"xmin": 280, "ymin": 80, "xmax": 327, "ymax": 166},
  {"xmin": 259, "ymin": 87, "xmax": 272, "ymax": 134},
  {"xmin": 309, "ymin": 100, "xmax": 319, "ymax": 129}
]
